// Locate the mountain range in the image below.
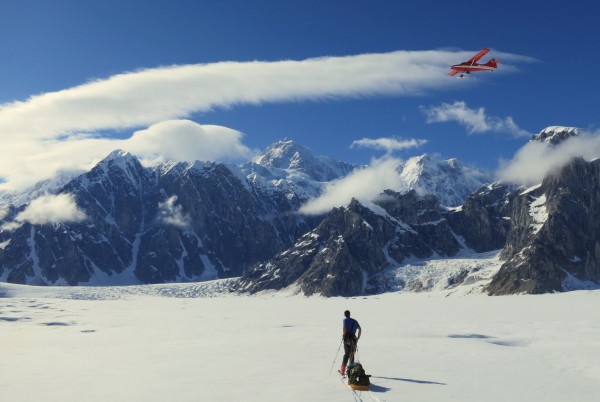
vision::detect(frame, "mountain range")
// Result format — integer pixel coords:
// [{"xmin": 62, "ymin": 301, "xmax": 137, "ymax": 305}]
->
[{"xmin": 1, "ymin": 127, "xmax": 599, "ymax": 295}]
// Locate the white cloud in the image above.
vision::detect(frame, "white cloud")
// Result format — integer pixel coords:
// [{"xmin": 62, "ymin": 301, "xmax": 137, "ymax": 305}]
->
[
  {"xmin": 127, "ymin": 120, "xmax": 253, "ymax": 165},
  {"xmin": 299, "ymin": 157, "xmax": 403, "ymax": 215},
  {"xmin": 496, "ymin": 131, "xmax": 600, "ymax": 185},
  {"xmin": 351, "ymin": 137, "xmax": 427, "ymax": 153},
  {"xmin": 0, "ymin": 49, "xmax": 530, "ymax": 192},
  {"xmin": 0, "ymin": 120, "xmax": 252, "ymax": 192},
  {"xmin": 157, "ymin": 196, "xmax": 191, "ymax": 229},
  {"xmin": 421, "ymin": 101, "xmax": 531, "ymax": 137},
  {"xmin": 1, "ymin": 221, "xmax": 22, "ymax": 232},
  {"xmin": 0, "ymin": 51, "xmax": 466, "ymax": 140},
  {"xmin": 14, "ymin": 194, "xmax": 87, "ymax": 225}
]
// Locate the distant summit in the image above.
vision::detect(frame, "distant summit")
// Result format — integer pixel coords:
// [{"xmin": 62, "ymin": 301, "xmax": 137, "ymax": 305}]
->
[
  {"xmin": 531, "ymin": 126, "xmax": 580, "ymax": 145},
  {"xmin": 254, "ymin": 139, "xmax": 356, "ymax": 182},
  {"xmin": 398, "ymin": 154, "xmax": 492, "ymax": 207}
]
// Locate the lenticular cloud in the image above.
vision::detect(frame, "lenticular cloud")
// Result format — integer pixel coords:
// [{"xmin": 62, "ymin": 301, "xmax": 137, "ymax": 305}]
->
[{"xmin": 0, "ymin": 50, "xmax": 465, "ymax": 140}]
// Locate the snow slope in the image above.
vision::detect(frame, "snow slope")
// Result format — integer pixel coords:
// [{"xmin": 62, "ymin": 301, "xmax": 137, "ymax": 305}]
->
[
  {"xmin": 1, "ymin": 281, "xmax": 599, "ymax": 402},
  {"xmin": 398, "ymin": 155, "xmax": 492, "ymax": 207}
]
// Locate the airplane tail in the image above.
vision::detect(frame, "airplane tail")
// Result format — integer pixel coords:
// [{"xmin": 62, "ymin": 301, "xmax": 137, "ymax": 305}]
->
[{"xmin": 485, "ymin": 58, "xmax": 500, "ymax": 68}]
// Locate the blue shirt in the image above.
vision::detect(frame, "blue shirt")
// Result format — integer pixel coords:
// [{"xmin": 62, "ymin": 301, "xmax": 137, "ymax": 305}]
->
[{"xmin": 343, "ymin": 317, "xmax": 360, "ymax": 336}]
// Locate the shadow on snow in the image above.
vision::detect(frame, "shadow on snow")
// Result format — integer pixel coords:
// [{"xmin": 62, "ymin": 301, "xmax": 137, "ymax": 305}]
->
[{"xmin": 370, "ymin": 376, "xmax": 447, "ymax": 386}]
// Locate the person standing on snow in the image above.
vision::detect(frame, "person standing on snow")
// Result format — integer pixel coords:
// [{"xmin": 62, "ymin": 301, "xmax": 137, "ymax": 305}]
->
[{"xmin": 340, "ymin": 310, "xmax": 361, "ymax": 376}]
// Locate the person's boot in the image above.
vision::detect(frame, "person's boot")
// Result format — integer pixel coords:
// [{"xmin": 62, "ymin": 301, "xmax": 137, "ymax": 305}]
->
[{"xmin": 339, "ymin": 364, "xmax": 346, "ymax": 376}]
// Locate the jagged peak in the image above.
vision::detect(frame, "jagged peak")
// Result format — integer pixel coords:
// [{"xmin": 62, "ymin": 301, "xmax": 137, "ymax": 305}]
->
[
  {"xmin": 402, "ymin": 154, "xmax": 460, "ymax": 177},
  {"xmin": 254, "ymin": 139, "xmax": 317, "ymax": 168},
  {"xmin": 88, "ymin": 150, "xmax": 147, "ymax": 187},
  {"xmin": 407, "ymin": 154, "xmax": 460, "ymax": 167},
  {"xmin": 408, "ymin": 153, "xmax": 431, "ymax": 163},
  {"xmin": 254, "ymin": 139, "xmax": 355, "ymax": 182},
  {"xmin": 540, "ymin": 126, "xmax": 579, "ymax": 134},
  {"xmin": 104, "ymin": 149, "xmax": 133, "ymax": 160},
  {"xmin": 531, "ymin": 126, "xmax": 580, "ymax": 145},
  {"xmin": 97, "ymin": 149, "xmax": 142, "ymax": 169},
  {"xmin": 399, "ymin": 153, "xmax": 492, "ymax": 207}
]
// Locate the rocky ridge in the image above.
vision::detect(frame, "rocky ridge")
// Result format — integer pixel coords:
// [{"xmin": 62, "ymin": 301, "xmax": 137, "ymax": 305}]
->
[
  {"xmin": 239, "ymin": 190, "xmax": 461, "ymax": 296},
  {"xmin": 487, "ymin": 157, "xmax": 600, "ymax": 294},
  {"xmin": 0, "ymin": 150, "xmax": 311, "ymax": 285},
  {"xmin": 2, "ymin": 127, "xmax": 599, "ymax": 295}
]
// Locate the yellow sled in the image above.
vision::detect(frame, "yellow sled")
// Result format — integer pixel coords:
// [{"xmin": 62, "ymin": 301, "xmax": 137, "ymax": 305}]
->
[{"xmin": 348, "ymin": 383, "xmax": 370, "ymax": 391}]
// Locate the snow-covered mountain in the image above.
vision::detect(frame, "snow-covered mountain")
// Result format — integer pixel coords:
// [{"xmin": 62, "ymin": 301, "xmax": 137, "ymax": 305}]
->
[
  {"xmin": 530, "ymin": 126, "xmax": 580, "ymax": 144},
  {"xmin": 2, "ymin": 131, "xmax": 599, "ymax": 294},
  {"xmin": 398, "ymin": 154, "xmax": 492, "ymax": 207},
  {"xmin": 241, "ymin": 152, "xmax": 600, "ymax": 296},
  {"xmin": 245, "ymin": 143, "xmax": 492, "ymax": 209},
  {"xmin": 0, "ymin": 149, "xmax": 312, "ymax": 285},
  {"xmin": 0, "ymin": 170, "xmax": 81, "ymax": 208},
  {"xmin": 237, "ymin": 139, "xmax": 359, "ymax": 204},
  {"xmin": 0, "ymin": 140, "xmax": 489, "ymax": 288},
  {"xmin": 254, "ymin": 139, "xmax": 356, "ymax": 182},
  {"xmin": 239, "ymin": 190, "xmax": 464, "ymax": 296},
  {"xmin": 487, "ymin": 157, "xmax": 600, "ymax": 294}
]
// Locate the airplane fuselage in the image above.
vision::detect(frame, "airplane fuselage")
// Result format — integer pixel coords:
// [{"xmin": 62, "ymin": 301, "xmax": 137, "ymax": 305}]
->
[
  {"xmin": 448, "ymin": 56, "xmax": 499, "ymax": 77},
  {"xmin": 449, "ymin": 63, "xmax": 497, "ymax": 73},
  {"xmin": 448, "ymin": 49, "xmax": 498, "ymax": 76}
]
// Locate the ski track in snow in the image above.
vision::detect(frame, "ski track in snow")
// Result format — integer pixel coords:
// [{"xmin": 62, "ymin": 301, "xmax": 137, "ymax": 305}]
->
[{"xmin": 350, "ymin": 388, "xmax": 382, "ymax": 402}]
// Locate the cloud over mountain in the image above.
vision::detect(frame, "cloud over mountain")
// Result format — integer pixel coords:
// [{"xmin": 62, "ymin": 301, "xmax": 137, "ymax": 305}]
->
[
  {"xmin": 0, "ymin": 120, "xmax": 252, "ymax": 192},
  {"xmin": 158, "ymin": 196, "xmax": 191, "ymax": 229},
  {"xmin": 13, "ymin": 194, "xmax": 86, "ymax": 226},
  {"xmin": 299, "ymin": 157, "xmax": 403, "ymax": 215},
  {"xmin": 497, "ymin": 129, "xmax": 600, "ymax": 185}
]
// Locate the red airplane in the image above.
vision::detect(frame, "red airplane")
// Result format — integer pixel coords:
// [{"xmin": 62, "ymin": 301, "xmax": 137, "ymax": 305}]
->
[{"xmin": 448, "ymin": 48, "xmax": 499, "ymax": 77}]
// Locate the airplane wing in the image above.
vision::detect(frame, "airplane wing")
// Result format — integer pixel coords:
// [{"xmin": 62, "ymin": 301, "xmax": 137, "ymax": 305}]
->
[
  {"xmin": 467, "ymin": 48, "xmax": 490, "ymax": 64},
  {"xmin": 448, "ymin": 69, "xmax": 460, "ymax": 76}
]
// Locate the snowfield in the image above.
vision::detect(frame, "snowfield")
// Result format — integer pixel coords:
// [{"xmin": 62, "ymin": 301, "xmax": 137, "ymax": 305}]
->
[{"xmin": 1, "ymin": 281, "xmax": 600, "ymax": 402}]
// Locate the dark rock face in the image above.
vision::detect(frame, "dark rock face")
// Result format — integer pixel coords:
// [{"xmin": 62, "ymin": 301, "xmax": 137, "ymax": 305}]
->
[
  {"xmin": 0, "ymin": 151, "xmax": 310, "ymax": 285},
  {"xmin": 3, "ymin": 138, "xmax": 599, "ymax": 297},
  {"xmin": 240, "ymin": 156, "xmax": 600, "ymax": 297},
  {"xmin": 377, "ymin": 190, "xmax": 461, "ymax": 258},
  {"xmin": 0, "ymin": 141, "xmax": 492, "ymax": 292},
  {"xmin": 445, "ymin": 183, "xmax": 516, "ymax": 253},
  {"xmin": 487, "ymin": 158, "xmax": 600, "ymax": 294},
  {"xmin": 239, "ymin": 190, "xmax": 461, "ymax": 296},
  {"xmin": 239, "ymin": 201, "xmax": 393, "ymax": 296}
]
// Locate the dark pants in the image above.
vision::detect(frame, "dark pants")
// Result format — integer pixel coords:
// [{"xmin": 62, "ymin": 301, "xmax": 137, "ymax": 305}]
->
[{"xmin": 342, "ymin": 338, "xmax": 357, "ymax": 366}]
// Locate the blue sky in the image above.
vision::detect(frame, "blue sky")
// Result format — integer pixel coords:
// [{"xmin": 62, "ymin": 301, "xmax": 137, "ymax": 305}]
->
[{"xmin": 0, "ymin": 0, "xmax": 598, "ymax": 191}]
